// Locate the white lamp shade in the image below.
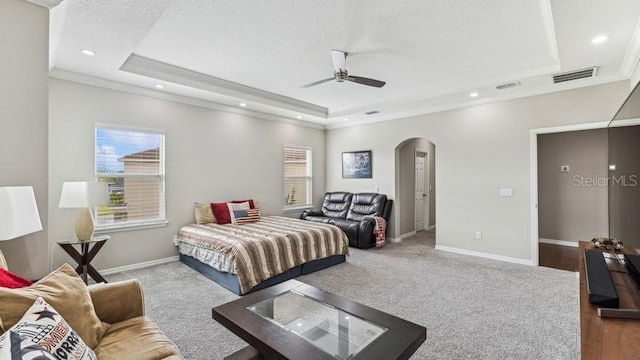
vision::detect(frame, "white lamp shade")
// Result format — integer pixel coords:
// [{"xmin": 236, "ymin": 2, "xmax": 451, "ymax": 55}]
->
[
  {"xmin": 59, "ymin": 182, "xmax": 109, "ymax": 208},
  {"xmin": 0, "ymin": 186, "xmax": 43, "ymax": 241}
]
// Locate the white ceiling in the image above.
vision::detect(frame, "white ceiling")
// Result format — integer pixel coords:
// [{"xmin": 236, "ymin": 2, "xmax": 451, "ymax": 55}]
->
[{"xmin": 48, "ymin": 0, "xmax": 640, "ymax": 128}]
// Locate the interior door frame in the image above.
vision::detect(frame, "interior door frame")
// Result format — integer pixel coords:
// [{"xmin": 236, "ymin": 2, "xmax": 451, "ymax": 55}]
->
[
  {"xmin": 530, "ymin": 121, "xmax": 610, "ymax": 266},
  {"xmin": 415, "ymin": 148, "xmax": 429, "ymax": 232}
]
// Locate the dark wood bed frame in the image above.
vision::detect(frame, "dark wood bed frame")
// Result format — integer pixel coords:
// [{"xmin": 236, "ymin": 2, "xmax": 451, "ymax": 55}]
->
[{"xmin": 180, "ymin": 253, "xmax": 346, "ymax": 295}]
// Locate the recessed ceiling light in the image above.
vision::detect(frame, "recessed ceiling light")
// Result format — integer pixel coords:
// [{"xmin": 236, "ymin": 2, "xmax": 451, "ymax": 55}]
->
[
  {"xmin": 240, "ymin": 103, "xmax": 247, "ymax": 107},
  {"xmin": 81, "ymin": 49, "xmax": 95, "ymax": 56},
  {"xmin": 592, "ymin": 35, "xmax": 607, "ymax": 44},
  {"xmin": 296, "ymin": 115, "xmax": 302, "ymax": 119},
  {"xmin": 469, "ymin": 92, "xmax": 479, "ymax": 98},
  {"xmin": 344, "ymin": 118, "xmax": 349, "ymax": 121},
  {"xmin": 155, "ymin": 84, "xmax": 164, "ymax": 89}
]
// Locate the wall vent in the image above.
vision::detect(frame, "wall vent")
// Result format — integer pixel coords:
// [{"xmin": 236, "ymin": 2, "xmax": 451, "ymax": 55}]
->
[
  {"xmin": 496, "ymin": 81, "xmax": 521, "ymax": 90},
  {"xmin": 365, "ymin": 110, "xmax": 380, "ymax": 115},
  {"xmin": 552, "ymin": 67, "xmax": 598, "ymax": 84}
]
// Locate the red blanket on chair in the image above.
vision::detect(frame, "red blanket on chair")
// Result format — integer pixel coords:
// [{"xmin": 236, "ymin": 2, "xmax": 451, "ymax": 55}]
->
[{"xmin": 370, "ymin": 216, "xmax": 387, "ymax": 248}]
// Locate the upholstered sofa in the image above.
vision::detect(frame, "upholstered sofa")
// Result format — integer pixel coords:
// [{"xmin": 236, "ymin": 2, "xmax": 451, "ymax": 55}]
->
[
  {"xmin": 301, "ymin": 192, "xmax": 393, "ymax": 248},
  {"xmin": 0, "ymin": 250, "xmax": 182, "ymax": 359}
]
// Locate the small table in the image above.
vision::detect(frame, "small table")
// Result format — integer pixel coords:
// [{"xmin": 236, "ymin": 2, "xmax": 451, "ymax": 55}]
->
[
  {"xmin": 213, "ymin": 280, "xmax": 426, "ymax": 360},
  {"xmin": 57, "ymin": 235, "xmax": 110, "ymax": 284}
]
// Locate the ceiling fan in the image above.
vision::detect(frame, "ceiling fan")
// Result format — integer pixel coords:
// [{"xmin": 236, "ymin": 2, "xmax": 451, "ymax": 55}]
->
[{"xmin": 301, "ymin": 50, "xmax": 386, "ymax": 88}]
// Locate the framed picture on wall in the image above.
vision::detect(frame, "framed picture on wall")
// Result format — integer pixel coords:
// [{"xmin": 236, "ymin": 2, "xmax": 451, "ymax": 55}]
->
[{"xmin": 342, "ymin": 150, "xmax": 372, "ymax": 179}]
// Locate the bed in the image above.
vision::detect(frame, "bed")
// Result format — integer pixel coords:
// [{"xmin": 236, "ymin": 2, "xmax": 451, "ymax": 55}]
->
[{"xmin": 174, "ymin": 215, "xmax": 349, "ymax": 295}]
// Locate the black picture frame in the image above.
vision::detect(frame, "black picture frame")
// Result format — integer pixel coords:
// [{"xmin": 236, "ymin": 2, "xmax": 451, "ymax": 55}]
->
[{"xmin": 342, "ymin": 150, "xmax": 372, "ymax": 179}]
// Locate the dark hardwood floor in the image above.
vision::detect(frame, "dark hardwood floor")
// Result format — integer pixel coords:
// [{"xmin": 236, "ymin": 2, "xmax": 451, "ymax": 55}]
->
[{"xmin": 539, "ymin": 243, "xmax": 578, "ymax": 272}]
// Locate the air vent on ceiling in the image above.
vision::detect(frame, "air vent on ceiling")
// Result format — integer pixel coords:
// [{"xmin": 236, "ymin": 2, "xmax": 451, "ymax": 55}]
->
[
  {"xmin": 496, "ymin": 81, "xmax": 521, "ymax": 90},
  {"xmin": 365, "ymin": 110, "xmax": 380, "ymax": 115},
  {"xmin": 552, "ymin": 67, "xmax": 598, "ymax": 84}
]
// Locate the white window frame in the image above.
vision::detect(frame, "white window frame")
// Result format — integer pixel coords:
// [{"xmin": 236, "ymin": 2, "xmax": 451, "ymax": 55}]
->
[
  {"xmin": 283, "ymin": 145, "xmax": 313, "ymax": 211},
  {"xmin": 94, "ymin": 124, "xmax": 167, "ymax": 232}
]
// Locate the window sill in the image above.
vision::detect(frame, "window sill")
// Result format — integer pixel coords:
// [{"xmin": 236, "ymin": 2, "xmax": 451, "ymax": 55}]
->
[
  {"xmin": 95, "ymin": 220, "xmax": 168, "ymax": 234},
  {"xmin": 283, "ymin": 205, "xmax": 314, "ymax": 213}
]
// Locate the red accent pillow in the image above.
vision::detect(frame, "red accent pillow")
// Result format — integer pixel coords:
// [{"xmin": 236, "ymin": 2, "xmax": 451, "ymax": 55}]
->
[
  {"xmin": 231, "ymin": 199, "xmax": 255, "ymax": 209},
  {"xmin": 211, "ymin": 199, "xmax": 255, "ymax": 224},
  {"xmin": 0, "ymin": 268, "xmax": 33, "ymax": 289},
  {"xmin": 211, "ymin": 202, "xmax": 232, "ymax": 224}
]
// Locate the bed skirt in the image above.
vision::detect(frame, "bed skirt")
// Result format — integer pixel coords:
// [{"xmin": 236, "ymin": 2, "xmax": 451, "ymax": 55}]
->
[{"xmin": 180, "ymin": 253, "xmax": 346, "ymax": 295}]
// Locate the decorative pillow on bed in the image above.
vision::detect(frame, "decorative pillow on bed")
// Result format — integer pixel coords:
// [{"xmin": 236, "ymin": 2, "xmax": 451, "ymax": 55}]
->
[
  {"xmin": 228, "ymin": 203, "xmax": 261, "ymax": 225},
  {"xmin": 0, "ymin": 297, "xmax": 97, "ymax": 360},
  {"xmin": 0, "ymin": 268, "xmax": 33, "ymax": 288},
  {"xmin": 231, "ymin": 199, "xmax": 256, "ymax": 209},
  {"xmin": 194, "ymin": 202, "xmax": 216, "ymax": 224},
  {"xmin": 211, "ymin": 199, "xmax": 257, "ymax": 224}
]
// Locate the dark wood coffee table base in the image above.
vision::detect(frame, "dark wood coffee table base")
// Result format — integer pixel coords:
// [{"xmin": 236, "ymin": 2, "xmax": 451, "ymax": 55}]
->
[
  {"xmin": 213, "ymin": 279, "xmax": 426, "ymax": 360},
  {"xmin": 224, "ymin": 345, "xmax": 262, "ymax": 360}
]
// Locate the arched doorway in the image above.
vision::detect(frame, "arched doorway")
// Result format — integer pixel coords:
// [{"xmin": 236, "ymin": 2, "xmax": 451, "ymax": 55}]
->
[{"xmin": 394, "ymin": 137, "xmax": 436, "ymax": 246}]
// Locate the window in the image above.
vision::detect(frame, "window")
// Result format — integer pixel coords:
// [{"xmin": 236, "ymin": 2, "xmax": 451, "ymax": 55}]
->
[
  {"xmin": 95, "ymin": 124, "xmax": 166, "ymax": 230},
  {"xmin": 284, "ymin": 145, "xmax": 312, "ymax": 210}
]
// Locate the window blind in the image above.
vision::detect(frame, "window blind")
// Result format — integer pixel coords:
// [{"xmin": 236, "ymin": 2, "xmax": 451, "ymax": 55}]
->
[
  {"xmin": 95, "ymin": 125, "xmax": 166, "ymax": 229},
  {"xmin": 284, "ymin": 145, "xmax": 312, "ymax": 209}
]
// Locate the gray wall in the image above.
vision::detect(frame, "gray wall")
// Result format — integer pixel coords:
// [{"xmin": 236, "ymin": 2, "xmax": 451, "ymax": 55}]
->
[
  {"xmin": 49, "ymin": 78, "xmax": 326, "ymax": 271},
  {"xmin": 608, "ymin": 125, "xmax": 640, "ymax": 248},
  {"xmin": 0, "ymin": 0, "xmax": 49, "ymax": 279},
  {"xmin": 537, "ymin": 129, "xmax": 608, "ymax": 242},
  {"xmin": 326, "ymin": 81, "xmax": 628, "ymax": 262},
  {"xmin": 397, "ymin": 138, "xmax": 436, "ymax": 236}
]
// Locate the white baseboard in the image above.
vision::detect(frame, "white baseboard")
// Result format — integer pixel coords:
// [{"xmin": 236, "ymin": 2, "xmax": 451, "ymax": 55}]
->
[
  {"xmin": 388, "ymin": 231, "xmax": 417, "ymax": 243},
  {"xmin": 427, "ymin": 224, "xmax": 436, "ymax": 230},
  {"xmin": 100, "ymin": 255, "xmax": 179, "ymax": 276},
  {"xmin": 539, "ymin": 238, "xmax": 579, "ymax": 248},
  {"xmin": 434, "ymin": 245, "xmax": 533, "ymax": 266}
]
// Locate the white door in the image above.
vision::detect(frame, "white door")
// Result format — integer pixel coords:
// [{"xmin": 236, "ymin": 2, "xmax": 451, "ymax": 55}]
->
[{"xmin": 415, "ymin": 152, "xmax": 428, "ymax": 231}]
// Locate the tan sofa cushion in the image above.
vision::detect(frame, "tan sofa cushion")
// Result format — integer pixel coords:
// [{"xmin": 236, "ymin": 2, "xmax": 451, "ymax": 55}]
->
[
  {"xmin": 95, "ymin": 316, "xmax": 180, "ymax": 360},
  {"xmin": 0, "ymin": 263, "xmax": 108, "ymax": 349}
]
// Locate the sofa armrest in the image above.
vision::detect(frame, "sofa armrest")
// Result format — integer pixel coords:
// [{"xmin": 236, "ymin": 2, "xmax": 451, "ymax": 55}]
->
[
  {"xmin": 301, "ymin": 209, "xmax": 322, "ymax": 219},
  {"xmin": 89, "ymin": 279, "xmax": 145, "ymax": 324}
]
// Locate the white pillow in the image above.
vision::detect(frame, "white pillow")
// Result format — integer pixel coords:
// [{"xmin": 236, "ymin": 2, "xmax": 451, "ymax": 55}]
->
[{"xmin": 0, "ymin": 297, "xmax": 96, "ymax": 360}]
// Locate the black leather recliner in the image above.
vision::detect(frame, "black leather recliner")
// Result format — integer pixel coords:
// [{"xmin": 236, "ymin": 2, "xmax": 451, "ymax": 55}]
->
[{"xmin": 301, "ymin": 192, "xmax": 393, "ymax": 249}]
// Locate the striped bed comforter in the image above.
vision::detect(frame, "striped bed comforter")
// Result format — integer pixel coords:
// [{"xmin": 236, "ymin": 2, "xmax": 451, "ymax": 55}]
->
[{"xmin": 176, "ymin": 216, "xmax": 349, "ymax": 293}]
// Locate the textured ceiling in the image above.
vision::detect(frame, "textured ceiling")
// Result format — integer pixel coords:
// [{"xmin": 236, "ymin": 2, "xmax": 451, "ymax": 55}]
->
[{"xmin": 50, "ymin": 0, "xmax": 640, "ymax": 127}]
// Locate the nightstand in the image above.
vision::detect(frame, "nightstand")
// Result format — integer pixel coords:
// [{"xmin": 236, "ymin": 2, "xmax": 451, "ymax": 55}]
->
[{"xmin": 57, "ymin": 235, "xmax": 110, "ymax": 284}]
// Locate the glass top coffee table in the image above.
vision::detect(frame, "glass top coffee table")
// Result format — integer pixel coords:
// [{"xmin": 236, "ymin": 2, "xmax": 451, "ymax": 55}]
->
[{"xmin": 212, "ymin": 280, "xmax": 426, "ymax": 360}]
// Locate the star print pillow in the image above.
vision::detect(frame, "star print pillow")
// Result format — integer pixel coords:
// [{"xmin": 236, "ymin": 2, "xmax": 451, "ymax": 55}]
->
[{"xmin": 0, "ymin": 297, "xmax": 96, "ymax": 360}]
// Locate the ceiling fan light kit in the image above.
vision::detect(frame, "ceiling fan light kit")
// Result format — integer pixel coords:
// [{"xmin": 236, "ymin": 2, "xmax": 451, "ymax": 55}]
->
[{"xmin": 301, "ymin": 50, "xmax": 386, "ymax": 89}]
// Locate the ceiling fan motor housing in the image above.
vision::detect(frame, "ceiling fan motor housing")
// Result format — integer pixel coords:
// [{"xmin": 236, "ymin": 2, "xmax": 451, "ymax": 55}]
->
[{"xmin": 334, "ymin": 69, "xmax": 349, "ymax": 82}]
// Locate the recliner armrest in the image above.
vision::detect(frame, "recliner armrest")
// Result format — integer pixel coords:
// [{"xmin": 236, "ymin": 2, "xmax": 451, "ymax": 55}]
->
[
  {"xmin": 89, "ymin": 279, "xmax": 145, "ymax": 324},
  {"xmin": 301, "ymin": 209, "xmax": 323, "ymax": 219}
]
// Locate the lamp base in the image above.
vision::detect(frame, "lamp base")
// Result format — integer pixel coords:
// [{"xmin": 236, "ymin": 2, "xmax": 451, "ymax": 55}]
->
[{"xmin": 75, "ymin": 208, "xmax": 95, "ymax": 241}]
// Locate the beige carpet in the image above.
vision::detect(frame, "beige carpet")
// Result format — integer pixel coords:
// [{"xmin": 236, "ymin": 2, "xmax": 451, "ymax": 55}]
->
[{"xmin": 108, "ymin": 231, "xmax": 578, "ymax": 359}]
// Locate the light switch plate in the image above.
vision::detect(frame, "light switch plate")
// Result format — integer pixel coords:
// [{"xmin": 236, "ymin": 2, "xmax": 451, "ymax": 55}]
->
[{"xmin": 500, "ymin": 188, "xmax": 514, "ymax": 197}]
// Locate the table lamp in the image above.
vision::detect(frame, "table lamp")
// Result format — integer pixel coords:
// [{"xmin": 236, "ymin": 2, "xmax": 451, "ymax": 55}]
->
[
  {"xmin": 58, "ymin": 182, "xmax": 108, "ymax": 241},
  {"xmin": 0, "ymin": 186, "xmax": 43, "ymax": 241}
]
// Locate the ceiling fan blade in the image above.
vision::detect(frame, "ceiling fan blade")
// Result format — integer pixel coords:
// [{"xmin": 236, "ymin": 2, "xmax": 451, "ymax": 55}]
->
[
  {"xmin": 300, "ymin": 77, "xmax": 334, "ymax": 88},
  {"xmin": 331, "ymin": 49, "xmax": 347, "ymax": 72},
  {"xmin": 347, "ymin": 76, "xmax": 386, "ymax": 88}
]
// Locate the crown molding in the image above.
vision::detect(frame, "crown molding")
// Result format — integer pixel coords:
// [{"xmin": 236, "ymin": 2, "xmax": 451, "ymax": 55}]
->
[
  {"xmin": 25, "ymin": 0, "xmax": 63, "ymax": 9},
  {"xmin": 621, "ymin": 18, "xmax": 640, "ymax": 76},
  {"xmin": 120, "ymin": 54, "xmax": 328, "ymax": 119},
  {"xmin": 48, "ymin": 69, "xmax": 326, "ymax": 130},
  {"xmin": 326, "ymin": 73, "xmax": 628, "ymax": 129}
]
